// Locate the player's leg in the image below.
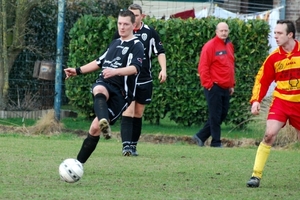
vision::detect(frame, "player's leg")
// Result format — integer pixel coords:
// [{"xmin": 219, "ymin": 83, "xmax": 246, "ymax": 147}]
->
[
  {"xmin": 76, "ymin": 83, "xmax": 110, "ymax": 164},
  {"xmin": 130, "ymin": 82, "xmax": 152, "ymax": 156},
  {"xmin": 130, "ymin": 102, "xmax": 146, "ymax": 156},
  {"xmin": 247, "ymin": 98, "xmax": 294, "ymax": 187},
  {"xmin": 92, "ymin": 84, "xmax": 111, "ymax": 139},
  {"xmin": 121, "ymin": 102, "xmax": 135, "ymax": 156},
  {"xmin": 288, "ymin": 102, "xmax": 300, "ymax": 141},
  {"xmin": 77, "ymin": 117, "xmax": 101, "ymax": 164},
  {"xmin": 247, "ymin": 120, "xmax": 283, "ymax": 187}
]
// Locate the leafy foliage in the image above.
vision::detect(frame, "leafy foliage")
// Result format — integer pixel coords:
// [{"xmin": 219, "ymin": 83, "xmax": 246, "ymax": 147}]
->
[{"xmin": 66, "ymin": 15, "xmax": 270, "ymax": 126}]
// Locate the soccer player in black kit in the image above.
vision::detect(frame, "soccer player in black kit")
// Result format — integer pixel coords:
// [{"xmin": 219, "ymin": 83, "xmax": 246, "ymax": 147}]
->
[
  {"xmin": 64, "ymin": 10, "xmax": 144, "ymax": 164},
  {"xmin": 114, "ymin": 4, "xmax": 167, "ymax": 156}
]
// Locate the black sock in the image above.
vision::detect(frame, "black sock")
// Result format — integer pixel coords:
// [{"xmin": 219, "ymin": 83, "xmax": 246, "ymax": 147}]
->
[
  {"xmin": 77, "ymin": 134, "xmax": 99, "ymax": 163},
  {"xmin": 93, "ymin": 93, "xmax": 109, "ymax": 121},
  {"xmin": 131, "ymin": 117, "xmax": 142, "ymax": 146},
  {"xmin": 121, "ymin": 116, "xmax": 133, "ymax": 147}
]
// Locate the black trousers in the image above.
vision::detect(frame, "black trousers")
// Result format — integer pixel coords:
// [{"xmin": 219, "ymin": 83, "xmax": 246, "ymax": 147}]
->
[{"xmin": 196, "ymin": 84, "xmax": 230, "ymax": 147}]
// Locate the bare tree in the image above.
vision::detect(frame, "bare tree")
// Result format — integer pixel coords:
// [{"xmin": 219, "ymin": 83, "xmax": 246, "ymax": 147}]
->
[{"xmin": 0, "ymin": 0, "xmax": 41, "ymax": 109}]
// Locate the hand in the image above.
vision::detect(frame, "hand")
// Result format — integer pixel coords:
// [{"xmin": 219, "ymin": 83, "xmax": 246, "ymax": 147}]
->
[
  {"xmin": 102, "ymin": 68, "xmax": 117, "ymax": 78},
  {"xmin": 64, "ymin": 68, "xmax": 76, "ymax": 79},
  {"xmin": 158, "ymin": 70, "xmax": 167, "ymax": 83},
  {"xmin": 251, "ymin": 101, "xmax": 260, "ymax": 115},
  {"xmin": 229, "ymin": 88, "xmax": 234, "ymax": 95}
]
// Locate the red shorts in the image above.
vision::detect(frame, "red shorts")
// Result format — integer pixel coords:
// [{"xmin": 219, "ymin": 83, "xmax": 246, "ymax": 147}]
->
[{"xmin": 268, "ymin": 97, "xmax": 300, "ymax": 130}]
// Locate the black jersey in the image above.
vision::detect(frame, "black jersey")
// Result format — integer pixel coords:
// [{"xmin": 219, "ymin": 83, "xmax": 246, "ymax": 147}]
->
[
  {"xmin": 113, "ymin": 23, "xmax": 165, "ymax": 82},
  {"xmin": 96, "ymin": 37, "xmax": 144, "ymax": 101}
]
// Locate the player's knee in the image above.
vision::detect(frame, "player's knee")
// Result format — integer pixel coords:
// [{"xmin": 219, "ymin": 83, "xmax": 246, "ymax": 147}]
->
[
  {"xmin": 92, "ymin": 86, "xmax": 107, "ymax": 96},
  {"xmin": 123, "ymin": 105, "xmax": 135, "ymax": 117},
  {"xmin": 134, "ymin": 104, "xmax": 145, "ymax": 118},
  {"xmin": 134, "ymin": 112, "xmax": 143, "ymax": 118},
  {"xmin": 263, "ymin": 131, "xmax": 276, "ymax": 144},
  {"xmin": 89, "ymin": 122, "xmax": 100, "ymax": 136}
]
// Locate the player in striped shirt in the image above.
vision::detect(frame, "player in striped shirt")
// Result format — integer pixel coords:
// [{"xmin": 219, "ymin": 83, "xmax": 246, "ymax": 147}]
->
[
  {"xmin": 114, "ymin": 4, "xmax": 167, "ymax": 156},
  {"xmin": 247, "ymin": 20, "xmax": 300, "ymax": 188}
]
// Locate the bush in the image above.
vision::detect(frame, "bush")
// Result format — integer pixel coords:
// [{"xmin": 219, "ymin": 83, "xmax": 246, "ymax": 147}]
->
[{"xmin": 66, "ymin": 15, "xmax": 270, "ymax": 126}]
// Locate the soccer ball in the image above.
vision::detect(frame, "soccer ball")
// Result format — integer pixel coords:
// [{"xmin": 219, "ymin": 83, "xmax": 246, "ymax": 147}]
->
[{"xmin": 59, "ymin": 158, "xmax": 84, "ymax": 183}]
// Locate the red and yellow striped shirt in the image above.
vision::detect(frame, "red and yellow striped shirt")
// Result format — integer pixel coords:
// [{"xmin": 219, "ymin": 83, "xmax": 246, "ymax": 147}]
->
[{"xmin": 250, "ymin": 40, "xmax": 300, "ymax": 103}]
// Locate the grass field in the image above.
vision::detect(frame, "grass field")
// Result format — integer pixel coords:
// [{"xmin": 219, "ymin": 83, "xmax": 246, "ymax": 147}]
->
[{"xmin": 1, "ymin": 133, "xmax": 300, "ymax": 200}]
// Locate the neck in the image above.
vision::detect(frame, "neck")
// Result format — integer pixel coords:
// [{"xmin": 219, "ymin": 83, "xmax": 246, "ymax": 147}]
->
[
  {"xmin": 121, "ymin": 34, "xmax": 134, "ymax": 41},
  {"xmin": 135, "ymin": 22, "xmax": 142, "ymax": 30},
  {"xmin": 282, "ymin": 39, "xmax": 295, "ymax": 52}
]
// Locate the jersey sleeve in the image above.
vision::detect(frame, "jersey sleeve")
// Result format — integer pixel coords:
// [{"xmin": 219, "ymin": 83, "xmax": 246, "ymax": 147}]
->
[
  {"xmin": 250, "ymin": 56, "xmax": 275, "ymax": 103},
  {"xmin": 151, "ymin": 27, "xmax": 165, "ymax": 55},
  {"xmin": 129, "ymin": 40, "xmax": 144, "ymax": 73},
  {"xmin": 96, "ymin": 50, "xmax": 108, "ymax": 68}
]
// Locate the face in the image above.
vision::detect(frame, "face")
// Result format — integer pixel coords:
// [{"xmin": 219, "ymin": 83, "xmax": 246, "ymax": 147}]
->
[
  {"xmin": 118, "ymin": 16, "xmax": 135, "ymax": 39},
  {"xmin": 216, "ymin": 23, "xmax": 229, "ymax": 41},
  {"xmin": 129, "ymin": 9, "xmax": 143, "ymax": 28},
  {"xmin": 274, "ymin": 23, "xmax": 292, "ymax": 46}
]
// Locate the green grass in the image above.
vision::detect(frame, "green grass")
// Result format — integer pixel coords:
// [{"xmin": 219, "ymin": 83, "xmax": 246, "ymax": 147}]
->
[{"xmin": 1, "ymin": 133, "xmax": 300, "ymax": 200}]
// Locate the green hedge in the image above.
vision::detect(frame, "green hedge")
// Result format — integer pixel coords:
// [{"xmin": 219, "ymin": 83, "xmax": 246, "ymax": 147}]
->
[{"xmin": 66, "ymin": 15, "xmax": 270, "ymax": 127}]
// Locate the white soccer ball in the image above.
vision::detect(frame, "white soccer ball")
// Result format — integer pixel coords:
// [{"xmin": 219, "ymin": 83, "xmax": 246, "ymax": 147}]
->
[{"xmin": 59, "ymin": 158, "xmax": 84, "ymax": 183}]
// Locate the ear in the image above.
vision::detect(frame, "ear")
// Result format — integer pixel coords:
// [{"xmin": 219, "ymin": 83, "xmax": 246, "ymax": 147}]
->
[
  {"xmin": 133, "ymin": 21, "xmax": 137, "ymax": 27},
  {"xmin": 142, "ymin": 14, "xmax": 146, "ymax": 19},
  {"xmin": 288, "ymin": 32, "xmax": 294, "ymax": 38}
]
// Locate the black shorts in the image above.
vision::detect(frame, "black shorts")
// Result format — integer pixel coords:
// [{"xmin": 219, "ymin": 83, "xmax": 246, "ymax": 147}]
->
[
  {"xmin": 134, "ymin": 81, "xmax": 153, "ymax": 105},
  {"xmin": 92, "ymin": 81, "xmax": 128, "ymax": 125}
]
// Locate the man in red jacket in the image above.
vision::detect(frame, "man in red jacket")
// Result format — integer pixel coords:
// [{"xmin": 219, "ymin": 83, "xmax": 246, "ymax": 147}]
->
[{"xmin": 192, "ymin": 22, "xmax": 235, "ymax": 147}]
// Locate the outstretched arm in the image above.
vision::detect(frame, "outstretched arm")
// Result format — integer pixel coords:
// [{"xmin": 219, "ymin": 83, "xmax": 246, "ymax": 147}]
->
[{"xmin": 64, "ymin": 60, "xmax": 99, "ymax": 79}]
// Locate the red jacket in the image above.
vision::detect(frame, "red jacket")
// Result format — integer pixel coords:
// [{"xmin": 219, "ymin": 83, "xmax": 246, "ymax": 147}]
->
[{"xmin": 198, "ymin": 36, "xmax": 235, "ymax": 89}]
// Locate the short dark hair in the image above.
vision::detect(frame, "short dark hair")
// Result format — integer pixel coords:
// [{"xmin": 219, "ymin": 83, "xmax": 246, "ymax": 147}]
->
[
  {"xmin": 128, "ymin": 3, "xmax": 143, "ymax": 14},
  {"xmin": 118, "ymin": 10, "xmax": 135, "ymax": 24},
  {"xmin": 277, "ymin": 20, "xmax": 296, "ymax": 39}
]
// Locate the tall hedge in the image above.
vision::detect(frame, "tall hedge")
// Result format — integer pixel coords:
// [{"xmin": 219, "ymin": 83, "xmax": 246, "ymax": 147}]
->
[{"xmin": 66, "ymin": 15, "xmax": 270, "ymax": 127}]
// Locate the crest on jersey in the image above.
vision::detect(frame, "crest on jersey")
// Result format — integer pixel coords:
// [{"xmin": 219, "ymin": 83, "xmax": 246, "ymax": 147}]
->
[
  {"xmin": 141, "ymin": 33, "xmax": 147, "ymax": 41},
  {"xmin": 122, "ymin": 47, "xmax": 129, "ymax": 55},
  {"xmin": 137, "ymin": 58, "xmax": 143, "ymax": 64}
]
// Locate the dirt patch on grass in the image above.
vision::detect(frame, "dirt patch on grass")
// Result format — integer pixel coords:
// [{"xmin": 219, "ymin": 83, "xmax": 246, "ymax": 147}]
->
[
  {"xmin": 0, "ymin": 124, "xmax": 259, "ymax": 147},
  {"xmin": 2, "ymin": 107, "xmax": 298, "ymax": 148},
  {"xmin": 0, "ymin": 110, "xmax": 263, "ymax": 148}
]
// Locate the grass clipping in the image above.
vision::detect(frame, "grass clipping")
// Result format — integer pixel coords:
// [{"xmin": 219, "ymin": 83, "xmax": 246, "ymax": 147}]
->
[
  {"xmin": 28, "ymin": 110, "xmax": 64, "ymax": 135},
  {"xmin": 252, "ymin": 96, "xmax": 298, "ymax": 147}
]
